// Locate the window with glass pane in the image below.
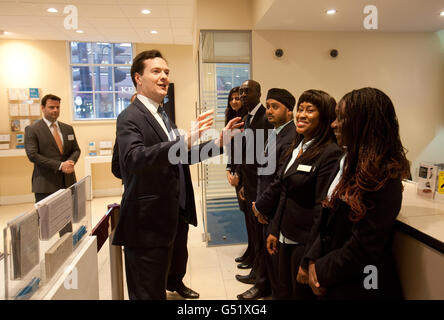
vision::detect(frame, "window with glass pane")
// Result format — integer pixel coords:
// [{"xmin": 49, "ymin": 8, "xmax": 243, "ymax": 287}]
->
[{"xmin": 70, "ymin": 42, "xmax": 134, "ymax": 120}]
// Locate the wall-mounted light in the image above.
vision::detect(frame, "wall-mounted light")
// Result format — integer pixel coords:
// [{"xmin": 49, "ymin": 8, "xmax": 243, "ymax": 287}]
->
[
  {"xmin": 76, "ymin": 30, "xmax": 84, "ymax": 34},
  {"xmin": 326, "ymin": 9, "xmax": 337, "ymax": 15},
  {"xmin": 150, "ymin": 30, "xmax": 158, "ymax": 34},
  {"xmin": 47, "ymin": 8, "xmax": 58, "ymax": 13},
  {"xmin": 440, "ymin": 11, "xmax": 444, "ymax": 16},
  {"xmin": 141, "ymin": 9, "xmax": 151, "ymax": 15}
]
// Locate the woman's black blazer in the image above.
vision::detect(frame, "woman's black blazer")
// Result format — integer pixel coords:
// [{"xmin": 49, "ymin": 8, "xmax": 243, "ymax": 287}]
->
[
  {"xmin": 304, "ymin": 178, "xmax": 404, "ymax": 299},
  {"xmin": 268, "ymin": 142, "xmax": 343, "ymax": 245}
]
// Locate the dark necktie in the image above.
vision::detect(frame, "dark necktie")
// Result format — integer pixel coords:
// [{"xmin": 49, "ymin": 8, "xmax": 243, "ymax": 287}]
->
[
  {"xmin": 244, "ymin": 114, "xmax": 252, "ymax": 129},
  {"xmin": 158, "ymin": 106, "xmax": 186, "ymax": 209}
]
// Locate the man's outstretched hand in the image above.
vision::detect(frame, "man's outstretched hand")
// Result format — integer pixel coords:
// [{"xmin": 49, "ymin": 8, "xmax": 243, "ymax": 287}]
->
[
  {"xmin": 216, "ymin": 116, "xmax": 244, "ymax": 147},
  {"xmin": 185, "ymin": 109, "xmax": 215, "ymax": 149}
]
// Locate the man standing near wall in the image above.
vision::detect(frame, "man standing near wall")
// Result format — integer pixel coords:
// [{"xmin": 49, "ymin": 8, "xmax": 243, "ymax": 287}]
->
[{"xmin": 24, "ymin": 94, "xmax": 81, "ymax": 202}]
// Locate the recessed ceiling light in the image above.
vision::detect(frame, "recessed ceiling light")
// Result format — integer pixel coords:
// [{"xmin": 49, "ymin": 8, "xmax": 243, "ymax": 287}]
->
[
  {"xmin": 326, "ymin": 9, "xmax": 337, "ymax": 15},
  {"xmin": 150, "ymin": 30, "xmax": 158, "ymax": 34},
  {"xmin": 76, "ymin": 30, "xmax": 84, "ymax": 34},
  {"xmin": 141, "ymin": 9, "xmax": 151, "ymax": 15},
  {"xmin": 47, "ymin": 8, "xmax": 58, "ymax": 13}
]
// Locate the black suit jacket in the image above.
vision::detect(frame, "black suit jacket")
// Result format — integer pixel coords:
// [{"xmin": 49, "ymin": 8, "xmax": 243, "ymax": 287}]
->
[
  {"xmin": 269, "ymin": 142, "xmax": 342, "ymax": 245},
  {"xmin": 25, "ymin": 119, "xmax": 80, "ymax": 193},
  {"xmin": 112, "ymin": 98, "xmax": 221, "ymax": 248},
  {"xmin": 236, "ymin": 105, "xmax": 273, "ymax": 203},
  {"xmin": 255, "ymin": 120, "xmax": 297, "ymax": 219},
  {"xmin": 304, "ymin": 177, "xmax": 404, "ymax": 299}
]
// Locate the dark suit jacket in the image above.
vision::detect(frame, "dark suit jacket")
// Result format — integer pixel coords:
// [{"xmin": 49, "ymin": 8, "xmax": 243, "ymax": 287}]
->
[
  {"xmin": 268, "ymin": 142, "xmax": 342, "ymax": 245},
  {"xmin": 24, "ymin": 119, "xmax": 80, "ymax": 193},
  {"xmin": 304, "ymin": 178, "xmax": 404, "ymax": 299},
  {"xmin": 236, "ymin": 105, "xmax": 273, "ymax": 203},
  {"xmin": 112, "ymin": 98, "xmax": 222, "ymax": 249},
  {"xmin": 255, "ymin": 121, "xmax": 297, "ymax": 219}
]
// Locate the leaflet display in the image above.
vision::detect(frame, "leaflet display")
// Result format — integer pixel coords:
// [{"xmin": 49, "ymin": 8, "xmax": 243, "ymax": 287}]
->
[
  {"xmin": 73, "ymin": 177, "xmax": 87, "ymax": 223},
  {"xmin": 35, "ymin": 189, "xmax": 73, "ymax": 240},
  {"xmin": 7, "ymin": 211, "xmax": 40, "ymax": 280}
]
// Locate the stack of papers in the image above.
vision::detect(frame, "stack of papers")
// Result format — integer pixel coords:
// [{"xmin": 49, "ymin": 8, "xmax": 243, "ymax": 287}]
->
[{"xmin": 35, "ymin": 189, "xmax": 73, "ymax": 240}]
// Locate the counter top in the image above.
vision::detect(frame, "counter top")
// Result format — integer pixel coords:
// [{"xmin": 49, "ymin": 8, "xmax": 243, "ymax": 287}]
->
[{"xmin": 397, "ymin": 181, "xmax": 444, "ymax": 252}]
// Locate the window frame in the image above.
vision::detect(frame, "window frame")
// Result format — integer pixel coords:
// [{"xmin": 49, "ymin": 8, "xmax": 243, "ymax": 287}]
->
[{"xmin": 69, "ymin": 41, "xmax": 135, "ymax": 122}]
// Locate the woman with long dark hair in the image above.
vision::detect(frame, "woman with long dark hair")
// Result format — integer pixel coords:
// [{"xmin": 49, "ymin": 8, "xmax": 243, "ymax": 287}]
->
[
  {"xmin": 264, "ymin": 89, "xmax": 343, "ymax": 299},
  {"xmin": 302, "ymin": 87, "xmax": 410, "ymax": 299},
  {"xmin": 225, "ymin": 87, "xmax": 251, "ymax": 265}
]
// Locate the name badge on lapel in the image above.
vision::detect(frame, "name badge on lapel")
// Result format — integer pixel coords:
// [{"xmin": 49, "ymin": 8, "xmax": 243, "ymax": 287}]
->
[
  {"xmin": 68, "ymin": 134, "xmax": 74, "ymax": 141},
  {"xmin": 297, "ymin": 164, "xmax": 312, "ymax": 173}
]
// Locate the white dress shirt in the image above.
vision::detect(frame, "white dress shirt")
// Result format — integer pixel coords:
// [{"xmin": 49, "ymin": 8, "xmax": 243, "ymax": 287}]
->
[
  {"xmin": 42, "ymin": 117, "xmax": 64, "ymax": 171},
  {"xmin": 279, "ymin": 138, "xmax": 315, "ymax": 245},
  {"xmin": 137, "ymin": 94, "xmax": 176, "ymax": 141}
]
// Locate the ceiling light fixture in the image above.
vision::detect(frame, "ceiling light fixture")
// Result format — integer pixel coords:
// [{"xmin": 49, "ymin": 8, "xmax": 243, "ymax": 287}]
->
[
  {"xmin": 326, "ymin": 9, "xmax": 337, "ymax": 15},
  {"xmin": 47, "ymin": 8, "xmax": 58, "ymax": 13},
  {"xmin": 150, "ymin": 30, "xmax": 158, "ymax": 34},
  {"xmin": 141, "ymin": 9, "xmax": 151, "ymax": 15}
]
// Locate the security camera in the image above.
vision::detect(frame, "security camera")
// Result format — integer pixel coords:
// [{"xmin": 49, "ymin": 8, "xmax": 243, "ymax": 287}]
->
[
  {"xmin": 275, "ymin": 49, "xmax": 284, "ymax": 58},
  {"xmin": 330, "ymin": 49, "xmax": 338, "ymax": 58}
]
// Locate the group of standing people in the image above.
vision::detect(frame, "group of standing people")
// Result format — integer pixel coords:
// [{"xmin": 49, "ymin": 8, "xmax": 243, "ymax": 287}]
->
[
  {"xmin": 225, "ymin": 82, "xmax": 409, "ymax": 300},
  {"xmin": 23, "ymin": 47, "xmax": 409, "ymax": 301}
]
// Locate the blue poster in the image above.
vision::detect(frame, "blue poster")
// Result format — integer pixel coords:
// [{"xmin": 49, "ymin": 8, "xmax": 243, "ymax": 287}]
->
[{"xmin": 29, "ymin": 88, "xmax": 39, "ymax": 99}]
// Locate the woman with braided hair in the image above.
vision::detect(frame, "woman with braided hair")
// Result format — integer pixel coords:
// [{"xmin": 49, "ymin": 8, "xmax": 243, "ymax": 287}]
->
[{"xmin": 301, "ymin": 87, "xmax": 410, "ymax": 299}]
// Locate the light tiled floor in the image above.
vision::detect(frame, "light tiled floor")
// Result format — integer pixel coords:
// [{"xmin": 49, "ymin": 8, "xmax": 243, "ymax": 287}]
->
[{"xmin": 0, "ymin": 186, "xmax": 255, "ymax": 300}]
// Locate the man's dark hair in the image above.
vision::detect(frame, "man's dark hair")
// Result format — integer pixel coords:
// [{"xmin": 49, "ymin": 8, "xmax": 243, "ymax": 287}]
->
[
  {"xmin": 41, "ymin": 94, "xmax": 61, "ymax": 107},
  {"xmin": 131, "ymin": 50, "xmax": 165, "ymax": 88}
]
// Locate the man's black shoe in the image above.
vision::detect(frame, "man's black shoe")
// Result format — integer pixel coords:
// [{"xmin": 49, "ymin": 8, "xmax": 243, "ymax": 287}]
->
[
  {"xmin": 168, "ymin": 283, "xmax": 200, "ymax": 299},
  {"xmin": 237, "ymin": 262, "xmax": 252, "ymax": 269},
  {"xmin": 237, "ymin": 286, "xmax": 267, "ymax": 300},
  {"xmin": 235, "ymin": 274, "xmax": 256, "ymax": 285},
  {"xmin": 234, "ymin": 256, "xmax": 244, "ymax": 263}
]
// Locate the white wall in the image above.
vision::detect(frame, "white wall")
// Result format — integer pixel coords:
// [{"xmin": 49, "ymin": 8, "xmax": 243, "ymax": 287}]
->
[{"xmin": 252, "ymin": 30, "xmax": 444, "ymax": 176}]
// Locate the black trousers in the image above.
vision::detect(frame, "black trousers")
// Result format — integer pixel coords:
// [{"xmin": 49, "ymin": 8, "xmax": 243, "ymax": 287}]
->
[
  {"xmin": 35, "ymin": 193, "xmax": 52, "ymax": 203},
  {"xmin": 124, "ymin": 245, "xmax": 173, "ymax": 300},
  {"xmin": 265, "ymin": 240, "xmax": 282, "ymax": 299},
  {"xmin": 167, "ymin": 219, "xmax": 189, "ymax": 290},
  {"xmin": 235, "ymin": 185, "xmax": 253, "ymax": 263},
  {"xmin": 277, "ymin": 242, "xmax": 316, "ymax": 300}
]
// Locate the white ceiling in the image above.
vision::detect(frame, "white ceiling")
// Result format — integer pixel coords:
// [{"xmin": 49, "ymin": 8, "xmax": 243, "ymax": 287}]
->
[
  {"xmin": 0, "ymin": 0, "xmax": 442, "ymax": 45},
  {"xmin": 0, "ymin": 0, "xmax": 195, "ymax": 44},
  {"xmin": 255, "ymin": 0, "xmax": 444, "ymax": 32}
]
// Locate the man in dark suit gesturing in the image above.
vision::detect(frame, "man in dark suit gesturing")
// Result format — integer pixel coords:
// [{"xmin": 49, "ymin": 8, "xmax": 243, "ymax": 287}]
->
[
  {"xmin": 25, "ymin": 94, "xmax": 81, "ymax": 202},
  {"xmin": 112, "ymin": 50, "xmax": 242, "ymax": 300}
]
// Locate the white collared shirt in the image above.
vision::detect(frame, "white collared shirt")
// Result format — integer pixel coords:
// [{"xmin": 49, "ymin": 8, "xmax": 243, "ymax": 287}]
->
[
  {"xmin": 327, "ymin": 153, "xmax": 346, "ymax": 199},
  {"xmin": 264, "ymin": 120, "xmax": 294, "ymax": 153},
  {"xmin": 284, "ymin": 139, "xmax": 315, "ymax": 174},
  {"xmin": 42, "ymin": 117, "xmax": 63, "ymax": 147},
  {"xmin": 279, "ymin": 138, "xmax": 315, "ymax": 245},
  {"xmin": 247, "ymin": 102, "xmax": 262, "ymax": 125},
  {"xmin": 42, "ymin": 117, "xmax": 64, "ymax": 171},
  {"xmin": 137, "ymin": 94, "xmax": 176, "ymax": 141},
  {"xmin": 275, "ymin": 120, "xmax": 294, "ymax": 135}
]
